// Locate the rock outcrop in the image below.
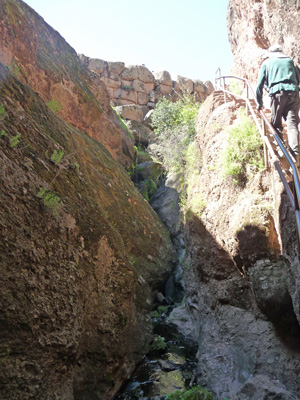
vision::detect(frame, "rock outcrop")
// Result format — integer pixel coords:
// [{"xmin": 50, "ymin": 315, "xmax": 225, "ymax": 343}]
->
[
  {"xmin": 80, "ymin": 54, "xmax": 214, "ymax": 114},
  {"xmin": 0, "ymin": 1, "xmax": 176, "ymax": 399},
  {"xmin": 227, "ymin": 0, "xmax": 300, "ymax": 83},
  {"xmin": 180, "ymin": 91, "xmax": 300, "ymax": 399},
  {"xmin": 0, "ymin": 0, "xmax": 135, "ymax": 167}
]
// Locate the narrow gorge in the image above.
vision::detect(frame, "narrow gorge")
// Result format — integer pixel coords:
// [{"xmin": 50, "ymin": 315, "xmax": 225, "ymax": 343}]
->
[{"xmin": 1, "ymin": 1, "xmax": 300, "ymax": 400}]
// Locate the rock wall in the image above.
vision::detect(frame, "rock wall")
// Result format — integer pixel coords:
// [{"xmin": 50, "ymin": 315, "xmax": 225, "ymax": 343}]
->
[
  {"xmin": 0, "ymin": 0, "xmax": 135, "ymax": 167},
  {"xmin": 0, "ymin": 1, "xmax": 177, "ymax": 399},
  {"xmin": 179, "ymin": 92, "xmax": 300, "ymax": 399},
  {"xmin": 80, "ymin": 54, "xmax": 214, "ymax": 117},
  {"xmin": 227, "ymin": 0, "xmax": 300, "ymax": 83}
]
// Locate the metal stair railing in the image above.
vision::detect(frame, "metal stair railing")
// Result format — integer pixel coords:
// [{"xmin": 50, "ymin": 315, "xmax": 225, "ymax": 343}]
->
[{"xmin": 215, "ymin": 71, "xmax": 300, "ymax": 243}]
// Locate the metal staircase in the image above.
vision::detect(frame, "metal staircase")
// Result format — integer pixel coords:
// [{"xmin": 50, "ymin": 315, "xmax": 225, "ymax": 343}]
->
[{"xmin": 214, "ymin": 71, "xmax": 300, "ymax": 243}]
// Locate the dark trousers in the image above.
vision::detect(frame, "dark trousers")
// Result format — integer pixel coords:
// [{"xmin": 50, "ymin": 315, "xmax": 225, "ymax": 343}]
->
[{"xmin": 270, "ymin": 90, "xmax": 300, "ymax": 157}]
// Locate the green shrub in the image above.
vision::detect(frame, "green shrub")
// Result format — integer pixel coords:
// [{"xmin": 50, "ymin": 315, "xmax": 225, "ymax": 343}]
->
[
  {"xmin": 47, "ymin": 98, "xmax": 62, "ymax": 114},
  {"xmin": 37, "ymin": 188, "xmax": 62, "ymax": 215},
  {"xmin": 10, "ymin": 134, "xmax": 21, "ymax": 148},
  {"xmin": 166, "ymin": 385, "xmax": 213, "ymax": 400},
  {"xmin": 0, "ymin": 103, "xmax": 7, "ymax": 121},
  {"xmin": 150, "ymin": 91, "xmax": 200, "ymax": 175},
  {"xmin": 229, "ymin": 79, "xmax": 243, "ymax": 96},
  {"xmin": 50, "ymin": 149, "xmax": 64, "ymax": 164},
  {"xmin": 150, "ymin": 334, "xmax": 167, "ymax": 352},
  {"xmin": 222, "ymin": 109, "xmax": 264, "ymax": 185}
]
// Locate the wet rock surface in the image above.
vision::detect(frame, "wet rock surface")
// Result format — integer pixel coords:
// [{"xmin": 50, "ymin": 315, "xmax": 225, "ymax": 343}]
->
[{"xmin": 115, "ymin": 307, "xmax": 198, "ymax": 400}]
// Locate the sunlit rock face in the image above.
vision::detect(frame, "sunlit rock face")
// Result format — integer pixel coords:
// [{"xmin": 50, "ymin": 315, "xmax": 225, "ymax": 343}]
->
[
  {"xmin": 0, "ymin": 0, "xmax": 135, "ymax": 167},
  {"xmin": 227, "ymin": 0, "xmax": 300, "ymax": 83}
]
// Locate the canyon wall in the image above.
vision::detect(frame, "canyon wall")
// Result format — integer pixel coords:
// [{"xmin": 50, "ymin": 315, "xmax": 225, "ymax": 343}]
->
[
  {"xmin": 176, "ymin": 3, "xmax": 300, "ymax": 398},
  {"xmin": 227, "ymin": 0, "xmax": 300, "ymax": 83},
  {"xmin": 0, "ymin": 1, "xmax": 176, "ymax": 399}
]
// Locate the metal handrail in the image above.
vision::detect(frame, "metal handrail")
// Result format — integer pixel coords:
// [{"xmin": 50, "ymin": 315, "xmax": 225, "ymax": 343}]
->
[{"xmin": 215, "ymin": 73, "xmax": 300, "ymax": 242}]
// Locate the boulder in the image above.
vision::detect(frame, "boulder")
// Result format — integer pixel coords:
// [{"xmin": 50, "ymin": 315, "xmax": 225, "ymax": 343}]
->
[
  {"xmin": 137, "ymin": 92, "xmax": 150, "ymax": 105},
  {"xmin": 177, "ymin": 75, "xmax": 194, "ymax": 92},
  {"xmin": 132, "ymin": 79, "xmax": 149, "ymax": 94},
  {"xmin": 137, "ymin": 161, "xmax": 164, "ymax": 182},
  {"xmin": 154, "ymin": 70, "xmax": 172, "ymax": 86},
  {"xmin": 107, "ymin": 61, "xmax": 125, "ymax": 75},
  {"xmin": 88, "ymin": 57, "xmax": 108, "ymax": 74},
  {"xmin": 143, "ymin": 110, "xmax": 154, "ymax": 129},
  {"xmin": 121, "ymin": 65, "xmax": 155, "ymax": 83},
  {"xmin": 194, "ymin": 79, "xmax": 205, "ymax": 93},
  {"xmin": 100, "ymin": 76, "xmax": 122, "ymax": 89},
  {"xmin": 114, "ymin": 88, "xmax": 137, "ymax": 103},
  {"xmin": 157, "ymin": 84, "xmax": 173, "ymax": 96},
  {"xmin": 114, "ymin": 105, "xmax": 145, "ymax": 122},
  {"xmin": 150, "ymin": 185, "xmax": 182, "ymax": 237},
  {"xmin": 204, "ymin": 80, "xmax": 214, "ymax": 95},
  {"xmin": 125, "ymin": 120, "xmax": 154, "ymax": 146}
]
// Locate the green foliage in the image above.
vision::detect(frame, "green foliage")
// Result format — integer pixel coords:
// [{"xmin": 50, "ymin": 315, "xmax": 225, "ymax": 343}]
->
[
  {"xmin": 139, "ymin": 179, "xmax": 158, "ymax": 202},
  {"xmin": 222, "ymin": 109, "xmax": 264, "ymax": 185},
  {"xmin": 166, "ymin": 385, "xmax": 213, "ymax": 400},
  {"xmin": 47, "ymin": 98, "xmax": 62, "ymax": 114},
  {"xmin": 150, "ymin": 91, "xmax": 200, "ymax": 174},
  {"xmin": 37, "ymin": 188, "xmax": 62, "ymax": 215},
  {"xmin": 0, "ymin": 103, "xmax": 6, "ymax": 121},
  {"xmin": 9, "ymin": 134, "xmax": 21, "ymax": 148},
  {"xmin": 150, "ymin": 334, "xmax": 167, "ymax": 352},
  {"xmin": 50, "ymin": 149, "xmax": 64, "ymax": 164},
  {"xmin": 229, "ymin": 79, "xmax": 243, "ymax": 96},
  {"xmin": 0, "ymin": 130, "xmax": 6, "ymax": 137}
]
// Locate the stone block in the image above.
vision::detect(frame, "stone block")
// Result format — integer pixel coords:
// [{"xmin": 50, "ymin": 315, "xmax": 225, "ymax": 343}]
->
[
  {"xmin": 121, "ymin": 65, "xmax": 154, "ymax": 83},
  {"xmin": 204, "ymin": 80, "xmax": 214, "ymax": 95},
  {"xmin": 88, "ymin": 58, "xmax": 108, "ymax": 74},
  {"xmin": 137, "ymin": 92, "xmax": 150, "ymax": 105},
  {"xmin": 107, "ymin": 61, "xmax": 125, "ymax": 75},
  {"xmin": 157, "ymin": 84, "xmax": 173, "ymax": 96},
  {"xmin": 194, "ymin": 79, "xmax": 205, "ymax": 93},
  {"xmin": 154, "ymin": 70, "xmax": 172, "ymax": 86},
  {"xmin": 132, "ymin": 80, "xmax": 148, "ymax": 94},
  {"xmin": 100, "ymin": 76, "xmax": 122, "ymax": 89},
  {"xmin": 114, "ymin": 88, "xmax": 137, "ymax": 103},
  {"xmin": 114, "ymin": 104, "xmax": 145, "ymax": 122},
  {"xmin": 177, "ymin": 75, "xmax": 194, "ymax": 92}
]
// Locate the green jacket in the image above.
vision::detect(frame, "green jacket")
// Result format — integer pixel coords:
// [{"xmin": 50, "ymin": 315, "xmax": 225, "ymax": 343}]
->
[{"xmin": 256, "ymin": 56, "xmax": 299, "ymax": 109}]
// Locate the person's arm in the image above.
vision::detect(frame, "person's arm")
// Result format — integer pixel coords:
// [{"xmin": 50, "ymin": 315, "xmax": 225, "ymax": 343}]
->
[{"xmin": 256, "ymin": 63, "xmax": 266, "ymax": 110}]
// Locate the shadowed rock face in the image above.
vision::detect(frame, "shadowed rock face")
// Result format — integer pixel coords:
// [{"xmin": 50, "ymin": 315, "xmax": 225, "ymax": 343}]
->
[
  {"xmin": 227, "ymin": 0, "xmax": 300, "ymax": 82},
  {"xmin": 0, "ymin": 27, "xmax": 176, "ymax": 400},
  {"xmin": 0, "ymin": 0, "xmax": 134, "ymax": 167},
  {"xmin": 181, "ymin": 94, "xmax": 300, "ymax": 399}
]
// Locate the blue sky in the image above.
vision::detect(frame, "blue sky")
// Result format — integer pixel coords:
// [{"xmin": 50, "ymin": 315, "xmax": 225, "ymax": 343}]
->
[{"xmin": 24, "ymin": 0, "xmax": 233, "ymax": 84}]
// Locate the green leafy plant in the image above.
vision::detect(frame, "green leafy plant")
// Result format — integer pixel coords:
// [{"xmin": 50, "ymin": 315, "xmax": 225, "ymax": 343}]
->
[
  {"xmin": 229, "ymin": 79, "xmax": 244, "ymax": 96},
  {"xmin": 0, "ymin": 103, "xmax": 7, "ymax": 121},
  {"xmin": 150, "ymin": 334, "xmax": 167, "ymax": 352},
  {"xmin": 166, "ymin": 385, "xmax": 213, "ymax": 400},
  {"xmin": 50, "ymin": 149, "xmax": 64, "ymax": 164},
  {"xmin": 222, "ymin": 109, "xmax": 264, "ymax": 185},
  {"xmin": 150, "ymin": 91, "xmax": 201, "ymax": 176},
  {"xmin": 0, "ymin": 130, "xmax": 6, "ymax": 137},
  {"xmin": 9, "ymin": 134, "xmax": 21, "ymax": 148},
  {"xmin": 37, "ymin": 188, "xmax": 62, "ymax": 215},
  {"xmin": 47, "ymin": 98, "xmax": 62, "ymax": 114}
]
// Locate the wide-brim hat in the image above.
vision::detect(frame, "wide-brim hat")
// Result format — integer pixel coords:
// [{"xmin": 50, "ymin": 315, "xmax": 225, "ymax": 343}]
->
[{"xmin": 268, "ymin": 44, "xmax": 287, "ymax": 58}]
